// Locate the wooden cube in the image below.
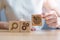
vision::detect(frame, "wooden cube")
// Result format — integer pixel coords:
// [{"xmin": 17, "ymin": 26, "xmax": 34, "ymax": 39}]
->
[
  {"xmin": 32, "ymin": 14, "xmax": 42, "ymax": 26},
  {"xmin": 9, "ymin": 21, "xmax": 20, "ymax": 32},
  {"xmin": 20, "ymin": 21, "xmax": 31, "ymax": 32}
]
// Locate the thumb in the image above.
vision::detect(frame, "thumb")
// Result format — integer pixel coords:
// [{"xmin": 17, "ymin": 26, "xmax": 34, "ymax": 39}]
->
[{"xmin": 41, "ymin": 13, "xmax": 45, "ymax": 18}]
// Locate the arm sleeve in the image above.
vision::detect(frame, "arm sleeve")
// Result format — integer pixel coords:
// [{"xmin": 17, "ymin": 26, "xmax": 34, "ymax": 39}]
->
[
  {"xmin": 31, "ymin": 0, "xmax": 44, "ymax": 14},
  {"xmin": 48, "ymin": 0, "xmax": 58, "ymax": 9}
]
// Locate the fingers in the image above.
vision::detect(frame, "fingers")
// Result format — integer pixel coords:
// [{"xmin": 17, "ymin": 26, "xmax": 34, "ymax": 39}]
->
[
  {"xmin": 45, "ymin": 14, "xmax": 57, "ymax": 20},
  {"xmin": 45, "ymin": 14, "xmax": 57, "ymax": 27},
  {"xmin": 48, "ymin": 22, "xmax": 57, "ymax": 27},
  {"xmin": 46, "ymin": 18, "xmax": 57, "ymax": 24},
  {"xmin": 41, "ymin": 13, "xmax": 45, "ymax": 18}
]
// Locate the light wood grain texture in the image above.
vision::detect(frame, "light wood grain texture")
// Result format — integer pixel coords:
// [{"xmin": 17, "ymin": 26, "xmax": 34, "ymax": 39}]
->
[
  {"xmin": 20, "ymin": 21, "xmax": 31, "ymax": 32},
  {"xmin": 0, "ymin": 30, "xmax": 60, "ymax": 40},
  {"xmin": 9, "ymin": 21, "xmax": 20, "ymax": 32}
]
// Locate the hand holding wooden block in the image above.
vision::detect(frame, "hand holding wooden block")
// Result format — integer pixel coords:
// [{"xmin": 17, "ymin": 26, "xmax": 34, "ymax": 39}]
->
[
  {"xmin": 20, "ymin": 21, "xmax": 31, "ymax": 32},
  {"xmin": 9, "ymin": 21, "xmax": 20, "ymax": 32},
  {"xmin": 32, "ymin": 14, "xmax": 42, "ymax": 26}
]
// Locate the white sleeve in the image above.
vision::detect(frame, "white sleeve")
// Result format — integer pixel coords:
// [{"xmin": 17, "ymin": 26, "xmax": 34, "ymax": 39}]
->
[
  {"xmin": 48, "ymin": 0, "xmax": 58, "ymax": 9},
  {"xmin": 31, "ymin": 0, "xmax": 44, "ymax": 14}
]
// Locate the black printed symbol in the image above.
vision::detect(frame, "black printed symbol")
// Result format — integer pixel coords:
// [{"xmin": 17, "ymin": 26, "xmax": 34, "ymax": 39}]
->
[
  {"xmin": 26, "ymin": 23, "xmax": 29, "ymax": 26},
  {"xmin": 22, "ymin": 22, "xmax": 29, "ymax": 30},
  {"xmin": 22, "ymin": 26, "xmax": 26, "ymax": 30},
  {"xmin": 33, "ymin": 16, "xmax": 41, "ymax": 24},
  {"xmin": 11, "ymin": 23, "xmax": 18, "ymax": 30}
]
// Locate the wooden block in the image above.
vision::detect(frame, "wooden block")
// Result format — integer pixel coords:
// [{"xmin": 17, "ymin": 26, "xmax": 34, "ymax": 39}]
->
[
  {"xmin": 20, "ymin": 21, "xmax": 31, "ymax": 32},
  {"xmin": 9, "ymin": 21, "xmax": 20, "ymax": 32},
  {"xmin": 32, "ymin": 14, "xmax": 42, "ymax": 26}
]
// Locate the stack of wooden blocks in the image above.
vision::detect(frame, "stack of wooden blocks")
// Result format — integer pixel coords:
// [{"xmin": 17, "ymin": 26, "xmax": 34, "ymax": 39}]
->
[
  {"xmin": 8, "ymin": 15, "xmax": 42, "ymax": 32},
  {"xmin": 9, "ymin": 21, "xmax": 31, "ymax": 32}
]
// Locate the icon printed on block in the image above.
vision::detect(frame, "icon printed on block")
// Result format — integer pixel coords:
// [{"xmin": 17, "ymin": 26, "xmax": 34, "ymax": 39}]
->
[
  {"xmin": 20, "ymin": 21, "xmax": 31, "ymax": 32},
  {"xmin": 9, "ymin": 21, "xmax": 20, "ymax": 32},
  {"xmin": 32, "ymin": 14, "xmax": 42, "ymax": 26},
  {"xmin": 11, "ymin": 23, "xmax": 18, "ymax": 30}
]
